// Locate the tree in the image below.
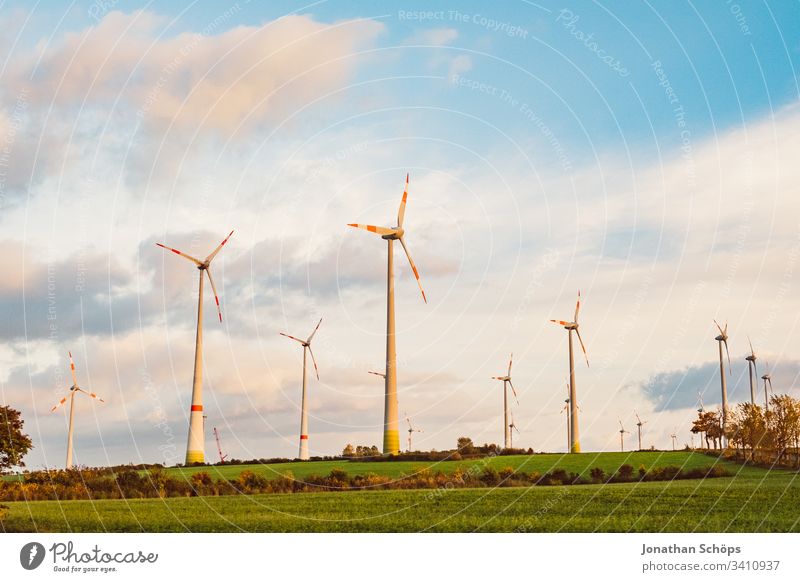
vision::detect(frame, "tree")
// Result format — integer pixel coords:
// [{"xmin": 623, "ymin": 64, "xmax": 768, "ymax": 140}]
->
[
  {"xmin": 0, "ymin": 405, "xmax": 33, "ymax": 472},
  {"xmin": 729, "ymin": 403, "xmax": 767, "ymax": 460},
  {"xmin": 767, "ymin": 394, "xmax": 800, "ymax": 462},
  {"xmin": 691, "ymin": 411, "xmax": 720, "ymax": 449},
  {"xmin": 342, "ymin": 444, "xmax": 355, "ymax": 458},
  {"xmin": 457, "ymin": 437, "xmax": 474, "ymax": 455}
]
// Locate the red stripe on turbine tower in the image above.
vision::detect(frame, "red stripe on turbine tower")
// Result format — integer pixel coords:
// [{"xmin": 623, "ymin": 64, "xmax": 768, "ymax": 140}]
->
[
  {"xmin": 191, "ymin": 405, "xmax": 203, "ymax": 411},
  {"xmin": 300, "ymin": 435, "xmax": 309, "ymax": 440}
]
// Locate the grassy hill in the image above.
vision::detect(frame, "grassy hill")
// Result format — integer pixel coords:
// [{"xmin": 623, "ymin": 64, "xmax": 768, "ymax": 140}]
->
[
  {"xmin": 2, "ymin": 451, "xmax": 797, "ymax": 532},
  {"xmin": 163, "ymin": 450, "xmax": 769, "ymax": 481}
]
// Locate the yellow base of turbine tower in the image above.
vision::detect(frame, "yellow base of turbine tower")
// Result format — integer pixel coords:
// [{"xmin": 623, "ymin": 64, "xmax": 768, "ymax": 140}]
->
[
  {"xmin": 186, "ymin": 450, "xmax": 204, "ymax": 464},
  {"xmin": 384, "ymin": 430, "xmax": 400, "ymax": 455}
]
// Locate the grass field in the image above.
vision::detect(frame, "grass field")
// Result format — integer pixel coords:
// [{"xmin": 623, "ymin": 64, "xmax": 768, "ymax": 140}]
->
[
  {"xmin": 2, "ymin": 452, "xmax": 798, "ymax": 532},
  {"xmin": 162, "ymin": 450, "xmax": 770, "ymax": 482}
]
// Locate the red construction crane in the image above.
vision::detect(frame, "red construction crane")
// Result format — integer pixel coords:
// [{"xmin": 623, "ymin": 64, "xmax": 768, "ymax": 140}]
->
[{"xmin": 213, "ymin": 427, "xmax": 228, "ymax": 463}]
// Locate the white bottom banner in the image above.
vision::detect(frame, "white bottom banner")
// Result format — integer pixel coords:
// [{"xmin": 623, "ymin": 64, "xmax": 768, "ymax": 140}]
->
[{"xmin": 1, "ymin": 533, "xmax": 796, "ymax": 580}]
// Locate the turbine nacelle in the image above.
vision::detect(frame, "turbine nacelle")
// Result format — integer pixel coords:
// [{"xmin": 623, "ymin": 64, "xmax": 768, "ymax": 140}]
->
[{"xmin": 381, "ymin": 228, "xmax": 404, "ymax": 240}]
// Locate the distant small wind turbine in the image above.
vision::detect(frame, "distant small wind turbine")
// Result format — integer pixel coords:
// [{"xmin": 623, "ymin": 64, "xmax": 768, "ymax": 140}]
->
[
  {"xmin": 405, "ymin": 413, "xmax": 422, "ymax": 452},
  {"xmin": 492, "ymin": 353, "xmax": 518, "ymax": 449},
  {"xmin": 745, "ymin": 337, "xmax": 758, "ymax": 405},
  {"xmin": 761, "ymin": 361, "xmax": 774, "ymax": 413},
  {"xmin": 280, "ymin": 317, "xmax": 323, "ymax": 461},
  {"xmin": 635, "ymin": 410, "xmax": 648, "ymax": 450},
  {"xmin": 714, "ymin": 320, "xmax": 731, "ymax": 439},
  {"xmin": 550, "ymin": 290, "xmax": 589, "ymax": 453},
  {"xmin": 670, "ymin": 428, "xmax": 678, "ymax": 451},
  {"xmin": 508, "ymin": 411, "xmax": 520, "ymax": 449},
  {"xmin": 697, "ymin": 391, "xmax": 705, "ymax": 414},
  {"xmin": 618, "ymin": 419, "xmax": 629, "ymax": 452},
  {"xmin": 50, "ymin": 352, "xmax": 105, "ymax": 469},
  {"xmin": 561, "ymin": 395, "xmax": 570, "ymax": 453}
]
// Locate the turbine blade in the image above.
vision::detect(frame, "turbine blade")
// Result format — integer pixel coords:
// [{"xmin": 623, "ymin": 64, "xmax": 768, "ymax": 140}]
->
[
  {"xmin": 279, "ymin": 332, "xmax": 306, "ymax": 344},
  {"xmin": 399, "ymin": 236, "xmax": 426, "ymax": 303},
  {"xmin": 307, "ymin": 345, "xmax": 320, "ymax": 381},
  {"xmin": 306, "ymin": 317, "xmax": 323, "ymax": 344},
  {"xmin": 68, "ymin": 351, "xmax": 78, "ymax": 387},
  {"xmin": 574, "ymin": 290, "xmax": 581, "ymax": 323},
  {"xmin": 368, "ymin": 371, "xmax": 385, "ymax": 378},
  {"xmin": 155, "ymin": 243, "xmax": 202, "ymax": 266},
  {"xmin": 724, "ymin": 339, "xmax": 731, "ymax": 373},
  {"xmin": 550, "ymin": 319, "xmax": 570, "ymax": 326},
  {"xmin": 206, "ymin": 230, "xmax": 235, "ymax": 263},
  {"xmin": 347, "ymin": 224, "xmax": 395, "ymax": 236},
  {"xmin": 508, "ymin": 379, "xmax": 519, "ymax": 405},
  {"xmin": 507, "ymin": 352, "xmax": 513, "ymax": 377},
  {"xmin": 713, "ymin": 319, "xmax": 724, "ymax": 336},
  {"xmin": 748, "ymin": 336, "xmax": 755, "ymax": 358},
  {"xmin": 397, "ymin": 173, "xmax": 409, "ymax": 228},
  {"xmin": 50, "ymin": 396, "xmax": 68, "ymax": 412},
  {"xmin": 575, "ymin": 328, "xmax": 589, "ymax": 367},
  {"xmin": 76, "ymin": 387, "xmax": 105, "ymax": 403},
  {"xmin": 205, "ymin": 268, "xmax": 223, "ymax": 323}
]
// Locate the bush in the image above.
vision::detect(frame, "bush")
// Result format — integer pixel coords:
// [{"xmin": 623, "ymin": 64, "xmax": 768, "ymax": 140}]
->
[
  {"xmin": 616, "ymin": 464, "xmax": 634, "ymax": 482},
  {"xmin": 479, "ymin": 467, "xmax": 500, "ymax": 486},
  {"xmin": 590, "ymin": 467, "xmax": 605, "ymax": 483},
  {"xmin": 0, "ymin": 503, "xmax": 8, "ymax": 522}
]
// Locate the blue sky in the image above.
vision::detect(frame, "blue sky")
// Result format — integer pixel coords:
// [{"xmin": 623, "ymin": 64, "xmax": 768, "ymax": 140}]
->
[{"xmin": 1, "ymin": 1, "xmax": 799, "ymax": 468}]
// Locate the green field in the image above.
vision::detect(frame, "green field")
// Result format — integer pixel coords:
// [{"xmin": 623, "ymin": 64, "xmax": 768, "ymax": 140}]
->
[
  {"xmin": 162, "ymin": 450, "xmax": 769, "ymax": 482},
  {"xmin": 2, "ymin": 452, "xmax": 798, "ymax": 532}
]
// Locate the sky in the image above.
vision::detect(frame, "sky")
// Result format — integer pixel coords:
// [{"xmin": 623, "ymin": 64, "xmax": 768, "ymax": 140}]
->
[{"xmin": 1, "ymin": 0, "xmax": 799, "ymax": 469}]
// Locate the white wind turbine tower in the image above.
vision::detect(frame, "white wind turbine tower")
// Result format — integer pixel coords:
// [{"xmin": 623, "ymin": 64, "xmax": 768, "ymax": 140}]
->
[
  {"xmin": 50, "ymin": 352, "xmax": 105, "ymax": 469},
  {"xmin": 492, "ymin": 353, "xmax": 518, "ymax": 449},
  {"xmin": 348, "ymin": 174, "xmax": 427, "ymax": 455},
  {"xmin": 156, "ymin": 230, "xmax": 233, "ymax": 465},
  {"xmin": 280, "ymin": 317, "xmax": 323, "ymax": 461},
  {"xmin": 761, "ymin": 361, "xmax": 774, "ymax": 414},
  {"xmin": 713, "ymin": 320, "xmax": 731, "ymax": 441},
  {"xmin": 670, "ymin": 428, "xmax": 678, "ymax": 451},
  {"xmin": 550, "ymin": 291, "xmax": 589, "ymax": 453},
  {"xmin": 617, "ymin": 419, "xmax": 629, "ymax": 452},
  {"xmin": 405, "ymin": 413, "xmax": 422, "ymax": 452},
  {"xmin": 508, "ymin": 411, "xmax": 520, "ymax": 449},
  {"xmin": 634, "ymin": 410, "xmax": 648, "ymax": 450},
  {"xmin": 561, "ymin": 397, "xmax": 570, "ymax": 452},
  {"xmin": 745, "ymin": 337, "xmax": 758, "ymax": 405}
]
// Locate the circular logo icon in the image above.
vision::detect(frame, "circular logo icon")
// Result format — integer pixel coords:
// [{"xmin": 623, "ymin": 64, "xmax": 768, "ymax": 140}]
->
[{"xmin": 20, "ymin": 542, "xmax": 46, "ymax": 570}]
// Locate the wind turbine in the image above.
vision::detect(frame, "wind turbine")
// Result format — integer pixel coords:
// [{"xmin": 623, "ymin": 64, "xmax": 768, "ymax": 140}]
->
[
  {"xmin": 714, "ymin": 320, "xmax": 731, "ymax": 441},
  {"xmin": 617, "ymin": 419, "xmax": 629, "ymax": 452},
  {"xmin": 213, "ymin": 427, "xmax": 228, "ymax": 463},
  {"xmin": 405, "ymin": 413, "xmax": 422, "ymax": 452},
  {"xmin": 348, "ymin": 174, "xmax": 426, "ymax": 455},
  {"xmin": 492, "ymin": 353, "xmax": 518, "ymax": 449},
  {"xmin": 280, "ymin": 317, "xmax": 323, "ymax": 461},
  {"xmin": 634, "ymin": 410, "xmax": 647, "ymax": 450},
  {"xmin": 762, "ymin": 361, "xmax": 773, "ymax": 413},
  {"xmin": 670, "ymin": 428, "xmax": 678, "ymax": 451},
  {"xmin": 156, "ymin": 229, "xmax": 233, "ymax": 464},
  {"xmin": 508, "ymin": 411, "xmax": 520, "ymax": 449},
  {"xmin": 745, "ymin": 337, "xmax": 758, "ymax": 405},
  {"xmin": 550, "ymin": 290, "xmax": 589, "ymax": 453},
  {"xmin": 697, "ymin": 391, "xmax": 705, "ymax": 413},
  {"xmin": 50, "ymin": 352, "xmax": 105, "ymax": 469},
  {"xmin": 561, "ymin": 397, "xmax": 570, "ymax": 453}
]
